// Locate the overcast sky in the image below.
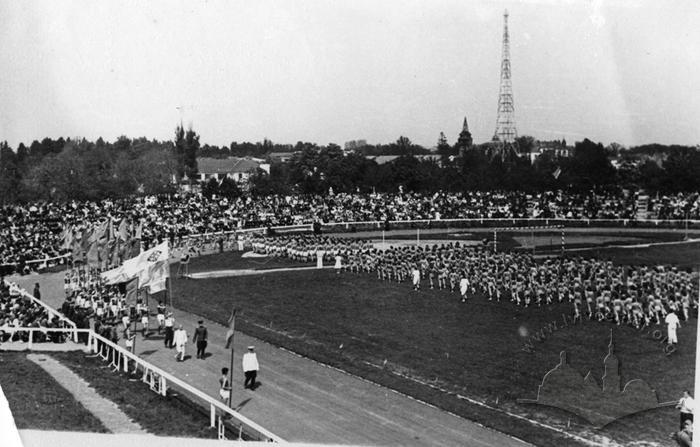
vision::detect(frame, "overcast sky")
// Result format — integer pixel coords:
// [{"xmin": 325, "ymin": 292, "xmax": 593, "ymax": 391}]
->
[{"xmin": 1, "ymin": 0, "xmax": 698, "ymax": 149}]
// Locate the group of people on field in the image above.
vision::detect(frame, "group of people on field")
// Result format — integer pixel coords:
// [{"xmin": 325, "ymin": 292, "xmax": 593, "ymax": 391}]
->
[{"xmin": 251, "ymin": 234, "xmax": 698, "ymax": 339}]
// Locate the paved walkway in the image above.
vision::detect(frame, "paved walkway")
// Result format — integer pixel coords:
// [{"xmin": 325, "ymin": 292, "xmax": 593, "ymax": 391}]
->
[
  {"xmin": 26, "ymin": 353, "xmax": 146, "ymax": 434},
  {"xmin": 11, "ymin": 270, "xmax": 531, "ymax": 447}
]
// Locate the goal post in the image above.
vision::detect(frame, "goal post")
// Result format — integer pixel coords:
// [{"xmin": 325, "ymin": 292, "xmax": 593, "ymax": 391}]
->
[{"xmin": 492, "ymin": 225, "xmax": 565, "ymax": 256}]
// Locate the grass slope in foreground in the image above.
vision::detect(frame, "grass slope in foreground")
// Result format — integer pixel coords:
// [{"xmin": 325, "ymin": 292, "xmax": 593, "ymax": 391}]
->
[
  {"xmin": 173, "ymin": 251, "xmax": 695, "ymax": 446},
  {"xmin": 50, "ymin": 352, "xmax": 223, "ymax": 439},
  {"xmin": 0, "ymin": 351, "xmax": 107, "ymax": 432}
]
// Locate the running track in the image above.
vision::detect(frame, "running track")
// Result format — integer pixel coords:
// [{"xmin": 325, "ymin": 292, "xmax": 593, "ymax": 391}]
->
[{"xmin": 10, "ymin": 269, "xmax": 531, "ymax": 447}]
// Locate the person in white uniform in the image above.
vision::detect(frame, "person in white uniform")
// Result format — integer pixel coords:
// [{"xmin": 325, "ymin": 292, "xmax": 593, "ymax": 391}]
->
[
  {"xmin": 665, "ymin": 310, "xmax": 681, "ymax": 345},
  {"xmin": 173, "ymin": 325, "xmax": 188, "ymax": 361},
  {"xmin": 242, "ymin": 346, "xmax": 260, "ymax": 389}
]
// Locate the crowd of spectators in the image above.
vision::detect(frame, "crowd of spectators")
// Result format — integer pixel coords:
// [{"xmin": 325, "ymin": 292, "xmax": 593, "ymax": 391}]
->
[
  {"xmin": 0, "ymin": 280, "xmax": 68, "ymax": 343},
  {"xmin": 1, "ymin": 190, "xmax": 699, "ymax": 272}
]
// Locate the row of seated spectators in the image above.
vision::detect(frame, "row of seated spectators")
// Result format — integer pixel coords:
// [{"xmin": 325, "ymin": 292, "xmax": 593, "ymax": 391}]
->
[
  {"xmin": 0, "ymin": 280, "xmax": 70, "ymax": 343},
  {"xmin": 1, "ymin": 191, "xmax": 699, "ymax": 272}
]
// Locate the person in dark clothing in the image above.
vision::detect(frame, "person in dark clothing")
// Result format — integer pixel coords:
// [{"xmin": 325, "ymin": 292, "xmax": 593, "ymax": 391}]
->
[
  {"xmin": 193, "ymin": 320, "xmax": 208, "ymax": 359},
  {"xmin": 164, "ymin": 312, "xmax": 174, "ymax": 348},
  {"xmin": 33, "ymin": 283, "xmax": 41, "ymax": 301}
]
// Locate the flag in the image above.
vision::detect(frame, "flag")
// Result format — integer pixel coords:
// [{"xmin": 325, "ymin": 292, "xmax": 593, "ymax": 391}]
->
[
  {"xmin": 129, "ymin": 239, "xmax": 141, "ymax": 258},
  {"xmin": 71, "ymin": 231, "xmax": 84, "ymax": 263},
  {"xmin": 111, "ymin": 238, "xmax": 122, "ymax": 267},
  {"xmin": 225, "ymin": 308, "xmax": 237, "ymax": 349},
  {"xmin": 125, "ymin": 277, "xmax": 139, "ymax": 302},
  {"xmin": 99, "ymin": 220, "xmax": 114, "ymax": 265},
  {"xmin": 86, "ymin": 224, "xmax": 100, "ymax": 267},
  {"xmin": 61, "ymin": 225, "xmax": 73, "ymax": 251},
  {"xmin": 134, "ymin": 220, "xmax": 143, "ymax": 240},
  {"xmin": 101, "ymin": 241, "xmax": 169, "ymax": 285},
  {"xmin": 117, "ymin": 218, "xmax": 129, "ymax": 242},
  {"xmin": 81, "ymin": 227, "xmax": 93, "ymax": 253},
  {"xmin": 142, "ymin": 260, "xmax": 170, "ymax": 294}
]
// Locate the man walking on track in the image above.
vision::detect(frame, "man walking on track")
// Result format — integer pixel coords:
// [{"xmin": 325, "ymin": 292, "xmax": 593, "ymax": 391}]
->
[
  {"xmin": 242, "ymin": 346, "xmax": 259, "ymax": 389},
  {"xmin": 164, "ymin": 312, "xmax": 174, "ymax": 348},
  {"xmin": 193, "ymin": 320, "xmax": 208, "ymax": 359},
  {"xmin": 174, "ymin": 324, "xmax": 188, "ymax": 361}
]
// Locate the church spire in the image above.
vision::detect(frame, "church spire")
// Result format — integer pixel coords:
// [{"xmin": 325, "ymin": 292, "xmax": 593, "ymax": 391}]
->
[{"xmin": 456, "ymin": 116, "xmax": 473, "ymax": 154}]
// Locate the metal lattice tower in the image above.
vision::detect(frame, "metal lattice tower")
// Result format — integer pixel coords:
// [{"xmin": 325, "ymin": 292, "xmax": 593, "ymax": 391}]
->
[{"xmin": 493, "ymin": 10, "xmax": 517, "ymax": 143}]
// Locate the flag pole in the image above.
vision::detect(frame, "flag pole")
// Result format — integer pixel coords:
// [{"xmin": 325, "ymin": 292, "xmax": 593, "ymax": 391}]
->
[
  {"xmin": 167, "ymin": 241, "xmax": 174, "ymax": 308},
  {"xmin": 693, "ymin": 270, "xmax": 699, "ymax": 438},
  {"xmin": 227, "ymin": 308, "xmax": 237, "ymax": 408}
]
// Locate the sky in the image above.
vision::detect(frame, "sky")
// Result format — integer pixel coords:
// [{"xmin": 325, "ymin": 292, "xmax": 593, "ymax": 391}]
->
[{"xmin": 1, "ymin": 0, "xmax": 698, "ymax": 149}]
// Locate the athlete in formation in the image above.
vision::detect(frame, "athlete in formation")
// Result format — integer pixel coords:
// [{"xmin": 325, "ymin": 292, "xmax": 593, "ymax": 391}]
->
[{"xmin": 250, "ymin": 234, "xmax": 698, "ymax": 334}]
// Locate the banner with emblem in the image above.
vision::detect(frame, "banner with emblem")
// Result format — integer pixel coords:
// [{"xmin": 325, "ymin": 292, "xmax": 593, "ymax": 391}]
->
[{"xmin": 101, "ymin": 241, "xmax": 170, "ymax": 286}]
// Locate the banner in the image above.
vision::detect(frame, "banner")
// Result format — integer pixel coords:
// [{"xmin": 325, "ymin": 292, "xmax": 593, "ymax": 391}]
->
[
  {"xmin": 101, "ymin": 241, "xmax": 170, "ymax": 286},
  {"xmin": 142, "ymin": 261, "xmax": 169, "ymax": 293}
]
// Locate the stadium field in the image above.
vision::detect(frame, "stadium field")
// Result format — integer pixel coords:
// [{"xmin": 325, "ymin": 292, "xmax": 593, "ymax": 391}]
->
[
  {"xmin": 172, "ymin": 243, "xmax": 698, "ymax": 446},
  {"xmin": 358, "ymin": 228, "xmax": 691, "ymax": 253}
]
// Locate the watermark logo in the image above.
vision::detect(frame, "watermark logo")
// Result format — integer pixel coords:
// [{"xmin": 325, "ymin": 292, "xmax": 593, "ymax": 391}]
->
[{"xmin": 518, "ymin": 330, "xmax": 667, "ymax": 428}]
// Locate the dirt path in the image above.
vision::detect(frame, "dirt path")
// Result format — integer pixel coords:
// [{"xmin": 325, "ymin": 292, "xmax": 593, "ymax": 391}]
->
[{"xmin": 26, "ymin": 353, "xmax": 146, "ymax": 434}]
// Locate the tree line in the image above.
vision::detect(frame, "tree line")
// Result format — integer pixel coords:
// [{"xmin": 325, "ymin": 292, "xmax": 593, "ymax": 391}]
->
[
  {"xmin": 1, "ymin": 128, "xmax": 698, "ymax": 204},
  {"xmin": 0, "ymin": 124, "xmax": 198, "ymax": 204}
]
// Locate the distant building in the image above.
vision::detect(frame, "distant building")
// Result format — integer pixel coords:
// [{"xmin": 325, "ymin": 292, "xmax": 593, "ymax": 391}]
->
[
  {"xmin": 455, "ymin": 117, "xmax": 473, "ymax": 155},
  {"xmin": 526, "ymin": 140, "xmax": 572, "ymax": 162},
  {"xmin": 344, "ymin": 140, "xmax": 367, "ymax": 152},
  {"xmin": 367, "ymin": 154, "xmax": 442, "ymax": 165},
  {"xmin": 197, "ymin": 157, "xmax": 269, "ymax": 184},
  {"xmin": 267, "ymin": 152, "xmax": 297, "ymax": 163}
]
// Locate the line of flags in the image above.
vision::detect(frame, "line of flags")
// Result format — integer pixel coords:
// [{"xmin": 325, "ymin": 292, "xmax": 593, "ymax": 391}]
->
[{"xmin": 61, "ymin": 218, "xmax": 143, "ymax": 269}]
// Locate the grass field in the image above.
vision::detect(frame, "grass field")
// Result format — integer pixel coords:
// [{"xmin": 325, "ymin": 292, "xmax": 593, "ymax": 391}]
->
[
  {"xmin": 572, "ymin": 240, "xmax": 700, "ymax": 270},
  {"xmin": 0, "ymin": 350, "xmax": 233, "ymax": 438},
  {"xmin": 172, "ymin": 247, "xmax": 697, "ymax": 446},
  {"xmin": 0, "ymin": 351, "xmax": 107, "ymax": 432},
  {"xmin": 49, "ymin": 352, "xmax": 225, "ymax": 439},
  {"xmin": 185, "ymin": 250, "xmax": 313, "ymax": 274}
]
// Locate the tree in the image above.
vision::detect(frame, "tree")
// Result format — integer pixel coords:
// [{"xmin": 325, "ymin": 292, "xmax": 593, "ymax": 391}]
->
[
  {"xmin": 0, "ymin": 141, "xmax": 20, "ymax": 203},
  {"xmin": 564, "ymin": 139, "xmax": 615, "ymax": 190},
  {"xmin": 515, "ymin": 135, "xmax": 535, "ymax": 155},
  {"xmin": 184, "ymin": 126, "xmax": 199, "ymax": 180},
  {"xmin": 174, "ymin": 124, "xmax": 187, "ymax": 180},
  {"xmin": 436, "ymin": 131, "xmax": 455, "ymax": 162}
]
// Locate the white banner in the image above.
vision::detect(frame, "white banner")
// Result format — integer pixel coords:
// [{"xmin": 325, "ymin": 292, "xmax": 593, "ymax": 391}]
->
[{"xmin": 101, "ymin": 241, "xmax": 170, "ymax": 286}]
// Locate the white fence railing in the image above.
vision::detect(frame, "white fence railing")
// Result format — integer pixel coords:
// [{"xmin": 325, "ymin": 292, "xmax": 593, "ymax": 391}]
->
[
  {"xmin": 319, "ymin": 217, "xmax": 700, "ymax": 231},
  {"xmin": 1, "ymin": 327, "xmax": 285, "ymax": 443},
  {"xmin": 6, "ymin": 217, "xmax": 698, "ymax": 271},
  {"xmin": 3, "ymin": 280, "xmax": 78, "ymax": 342}
]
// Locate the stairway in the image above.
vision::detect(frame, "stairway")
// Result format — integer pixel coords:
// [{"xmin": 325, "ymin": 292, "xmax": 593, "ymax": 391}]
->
[{"xmin": 635, "ymin": 194, "xmax": 649, "ymax": 220}]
